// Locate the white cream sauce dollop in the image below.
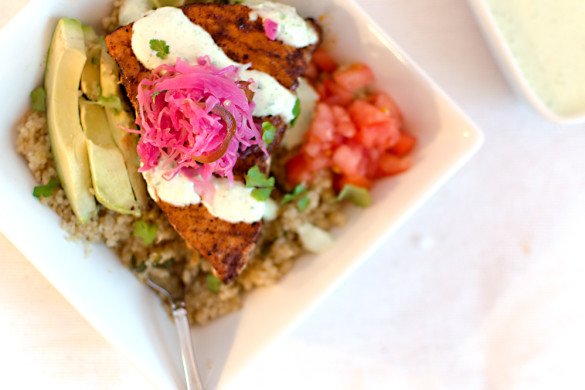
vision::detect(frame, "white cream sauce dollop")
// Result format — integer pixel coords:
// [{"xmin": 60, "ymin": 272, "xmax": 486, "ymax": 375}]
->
[
  {"xmin": 143, "ymin": 164, "xmax": 271, "ymax": 224},
  {"xmin": 247, "ymin": 1, "xmax": 318, "ymax": 48}
]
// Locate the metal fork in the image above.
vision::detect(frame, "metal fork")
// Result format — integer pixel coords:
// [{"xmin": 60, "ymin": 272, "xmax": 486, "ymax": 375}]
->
[{"xmin": 145, "ymin": 271, "xmax": 204, "ymax": 390}]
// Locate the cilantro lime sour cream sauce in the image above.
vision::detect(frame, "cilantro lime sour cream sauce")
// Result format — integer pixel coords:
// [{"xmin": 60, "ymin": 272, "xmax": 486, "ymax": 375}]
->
[
  {"xmin": 143, "ymin": 163, "xmax": 273, "ymax": 223},
  {"xmin": 485, "ymin": 0, "xmax": 585, "ymax": 117},
  {"xmin": 247, "ymin": 1, "xmax": 319, "ymax": 48}
]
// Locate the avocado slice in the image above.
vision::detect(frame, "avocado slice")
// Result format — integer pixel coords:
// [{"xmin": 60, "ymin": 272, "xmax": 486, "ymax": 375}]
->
[
  {"xmin": 45, "ymin": 18, "xmax": 97, "ymax": 223},
  {"xmin": 79, "ymin": 97, "xmax": 141, "ymax": 215},
  {"xmin": 80, "ymin": 25, "xmax": 101, "ymax": 101},
  {"xmin": 99, "ymin": 42, "xmax": 149, "ymax": 210}
]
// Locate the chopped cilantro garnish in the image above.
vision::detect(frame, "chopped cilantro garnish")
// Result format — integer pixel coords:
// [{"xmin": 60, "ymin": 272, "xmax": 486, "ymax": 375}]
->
[
  {"xmin": 206, "ymin": 274, "xmax": 222, "ymax": 293},
  {"xmin": 134, "ymin": 220, "xmax": 158, "ymax": 245},
  {"xmin": 98, "ymin": 95, "xmax": 123, "ymax": 113},
  {"xmin": 290, "ymin": 98, "xmax": 301, "ymax": 126},
  {"xmin": 281, "ymin": 183, "xmax": 305, "ymax": 205},
  {"xmin": 245, "ymin": 165, "xmax": 274, "ymax": 189},
  {"xmin": 30, "ymin": 87, "xmax": 46, "ymax": 112},
  {"xmin": 251, "ymin": 187, "xmax": 272, "ymax": 201},
  {"xmin": 262, "ymin": 121, "xmax": 276, "ymax": 144},
  {"xmin": 33, "ymin": 177, "xmax": 59, "ymax": 198},
  {"xmin": 245, "ymin": 166, "xmax": 274, "ymax": 201},
  {"xmin": 131, "ymin": 256, "xmax": 147, "ymax": 273},
  {"xmin": 150, "ymin": 39, "xmax": 170, "ymax": 59},
  {"xmin": 297, "ymin": 194, "xmax": 310, "ymax": 211},
  {"xmin": 281, "ymin": 183, "xmax": 310, "ymax": 211},
  {"xmin": 336, "ymin": 184, "xmax": 371, "ymax": 207}
]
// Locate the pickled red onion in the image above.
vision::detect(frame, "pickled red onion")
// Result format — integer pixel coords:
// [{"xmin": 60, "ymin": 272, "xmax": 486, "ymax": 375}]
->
[
  {"xmin": 135, "ymin": 57, "xmax": 264, "ymax": 183},
  {"xmin": 264, "ymin": 18, "xmax": 279, "ymax": 41}
]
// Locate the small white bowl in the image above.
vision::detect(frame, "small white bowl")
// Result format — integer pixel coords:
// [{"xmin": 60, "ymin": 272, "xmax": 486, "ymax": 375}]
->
[
  {"xmin": 469, "ymin": 0, "xmax": 585, "ymax": 124},
  {"xmin": 0, "ymin": 0, "xmax": 482, "ymax": 388}
]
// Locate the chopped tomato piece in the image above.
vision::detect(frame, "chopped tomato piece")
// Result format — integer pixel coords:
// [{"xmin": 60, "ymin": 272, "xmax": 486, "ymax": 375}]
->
[
  {"xmin": 390, "ymin": 132, "xmax": 416, "ymax": 156},
  {"xmin": 375, "ymin": 153, "xmax": 412, "ymax": 177},
  {"xmin": 307, "ymin": 103, "xmax": 336, "ymax": 143},
  {"xmin": 331, "ymin": 105, "xmax": 356, "ymax": 138},
  {"xmin": 323, "ymin": 79, "xmax": 354, "ymax": 106},
  {"xmin": 311, "ymin": 48, "xmax": 338, "ymax": 73},
  {"xmin": 333, "ymin": 63, "xmax": 375, "ymax": 92},
  {"xmin": 369, "ymin": 92, "xmax": 403, "ymax": 123},
  {"xmin": 332, "ymin": 143, "xmax": 368, "ymax": 177},
  {"xmin": 286, "ymin": 153, "xmax": 314, "ymax": 186},
  {"xmin": 347, "ymin": 100, "xmax": 389, "ymax": 128},
  {"xmin": 335, "ymin": 174, "xmax": 373, "ymax": 191},
  {"xmin": 357, "ymin": 119, "xmax": 401, "ymax": 150}
]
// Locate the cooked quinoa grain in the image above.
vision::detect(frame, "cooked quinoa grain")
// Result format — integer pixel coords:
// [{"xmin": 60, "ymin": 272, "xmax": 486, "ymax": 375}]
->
[{"xmin": 15, "ymin": 109, "xmax": 347, "ymax": 325}]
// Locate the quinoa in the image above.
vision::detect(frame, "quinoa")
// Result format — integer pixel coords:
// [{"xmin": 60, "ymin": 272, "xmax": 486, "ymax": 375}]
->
[{"xmin": 16, "ymin": 109, "xmax": 347, "ymax": 325}]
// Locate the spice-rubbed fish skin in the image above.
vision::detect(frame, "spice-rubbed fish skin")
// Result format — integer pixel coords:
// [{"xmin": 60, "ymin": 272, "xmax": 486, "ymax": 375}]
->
[
  {"xmin": 157, "ymin": 201, "xmax": 262, "ymax": 283},
  {"xmin": 105, "ymin": 4, "xmax": 320, "ymax": 109},
  {"xmin": 105, "ymin": 3, "xmax": 320, "ymax": 282}
]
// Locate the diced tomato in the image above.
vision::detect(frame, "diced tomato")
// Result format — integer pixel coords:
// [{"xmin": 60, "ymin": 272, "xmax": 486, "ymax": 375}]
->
[
  {"xmin": 390, "ymin": 131, "xmax": 416, "ymax": 156},
  {"xmin": 369, "ymin": 92, "xmax": 403, "ymax": 123},
  {"xmin": 357, "ymin": 119, "xmax": 401, "ymax": 150},
  {"xmin": 347, "ymin": 100, "xmax": 389, "ymax": 128},
  {"xmin": 333, "ymin": 63, "xmax": 375, "ymax": 92},
  {"xmin": 322, "ymin": 79, "xmax": 354, "ymax": 106},
  {"xmin": 286, "ymin": 153, "xmax": 314, "ymax": 186},
  {"xmin": 311, "ymin": 48, "xmax": 338, "ymax": 73},
  {"xmin": 331, "ymin": 105, "xmax": 357, "ymax": 138},
  {"xmin": 332, "ymin": 143, "xmax": 368, "ymax": 177},
  {"xmin": 302, "ymin": 133, "xmax": 325, "ymax": 157},
  {"xmin": 335, "ymin": 174, "xmax": 373, "ymax": 191},
  {"xmin": 290, "ymin": 49, "xmax": 415, "ymax": 195},
  {"xmin": 308, "ymin": 154, "xmax": 331, "ymax": 172},
  {"xmin": 308, "ymin": 103, "xmax": 336, "ymax": 143},
  {"xmin": 375, "ymin": 153, "xmax": 412, "ymax": 177}
]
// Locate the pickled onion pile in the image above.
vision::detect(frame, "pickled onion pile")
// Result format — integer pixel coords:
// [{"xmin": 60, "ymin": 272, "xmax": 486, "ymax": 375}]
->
[{"xmin": 134, "ymin": 57, "xmax": 263, "ymax": 182}]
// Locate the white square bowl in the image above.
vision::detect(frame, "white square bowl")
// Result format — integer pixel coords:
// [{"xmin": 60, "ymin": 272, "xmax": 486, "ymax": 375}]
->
[{"xmin": 0, "ymin": 0, "xmax": 482, "ymax": 388}]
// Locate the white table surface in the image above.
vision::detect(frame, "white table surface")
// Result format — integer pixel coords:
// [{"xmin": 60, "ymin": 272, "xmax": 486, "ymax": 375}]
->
[{"xmin": 3, "ymin": 0, "xmax": 585, "ymax": 389}]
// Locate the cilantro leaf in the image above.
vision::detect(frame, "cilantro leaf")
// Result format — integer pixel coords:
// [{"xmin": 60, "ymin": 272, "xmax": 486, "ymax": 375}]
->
[
  {"xmin": 33, "ymin": 177, "xmax": 59, "ymax": 198},
  {"xmin": 262, "ymin": 121, "xmax": 276, "ymax": 144},
  {"xmin": 134, "ymin": 221, "xmax": 158, "ymax": 245},
  {"xmin": 150, "ymin": 39, "xmax": 170, "ymax": 59},
  {"xmin": 30, "ymin": 87, "xmax": 46, "ymax": 112},
  {"xmin": 290, "ymin": 98, "xmax": 301, "ymax": 126},
  {"xmin": 206, "ymin": 274, "xmax": 222, "ymax": 293},
  {"xmin": 251, "ymin": 187, "xmax": 272, "ymax": 201},
  {"xmin": 98, "ymin": 95, "xmax": 123, "ymax": 113},
  {"xmin": 245, "ymin": 166, "xmax": 274, "ymax": 200},
  {"xmin": 245, "ymin": 165, "xmax": 275, "ymax": 189},
  {"xmin": 281, "ymin": 183, "xmax": 305, "ymax": 205},
  {"xmin": 297, "ymin": 194, "xmax": 310, "ymax": 211},
  {"xmin": 336, "ymin": 184, "xmax": 371, "ymax": 207}
]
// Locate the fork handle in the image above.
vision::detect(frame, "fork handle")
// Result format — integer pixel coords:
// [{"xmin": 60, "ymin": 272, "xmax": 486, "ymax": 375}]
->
[{"xmin": 173, "ymin": 306, "xmax": 204, "ymax": 390}]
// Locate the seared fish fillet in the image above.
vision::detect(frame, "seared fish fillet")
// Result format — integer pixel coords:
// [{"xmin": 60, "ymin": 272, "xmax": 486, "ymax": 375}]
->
[{"xmin": 105, "ymin": 4, "xmax": 319, "ymax": 282}]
